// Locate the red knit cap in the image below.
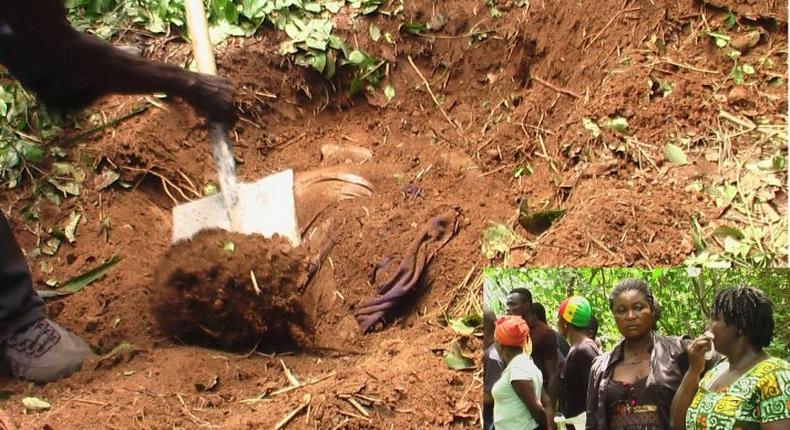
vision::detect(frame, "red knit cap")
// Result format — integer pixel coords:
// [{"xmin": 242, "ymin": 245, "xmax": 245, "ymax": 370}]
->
[{"xmin": 494, "ymin": 315, "xmax": 530, "ymax": 347}]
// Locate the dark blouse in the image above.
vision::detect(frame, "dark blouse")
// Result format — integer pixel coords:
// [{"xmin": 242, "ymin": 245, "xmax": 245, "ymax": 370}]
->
[
  {"xmin": 606, "ymin": 377, "xmax": 662, "ymax": 430},
  {"xmin": 586, "ymin": 332, "xmax": 722, "ymax": 430}
]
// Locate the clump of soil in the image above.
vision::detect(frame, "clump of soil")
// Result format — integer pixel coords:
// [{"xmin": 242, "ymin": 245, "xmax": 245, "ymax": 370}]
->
[{"xmin": 152, "ymin": 229, "xmax": 312, "ymax": 351}]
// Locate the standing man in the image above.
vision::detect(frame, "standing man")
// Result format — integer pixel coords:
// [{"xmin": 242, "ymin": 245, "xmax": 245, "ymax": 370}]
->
[
  {"xmin": 532, "ymin": 302, "xmax": 571, "ymax": 360},
  {"xmin": 506, "ymin": 288, "xmax": 558, "ymax": 430},
  {"xmin": 483, "ymin": 308, "xmax": 505, "ymax": 430},
  {"xmin": 556, "ymin": 296, "xmax": 600, "ymax": 429},
  {"xmin": 586, "ymin": 315, "xmax": 604, "ymax": 351}
]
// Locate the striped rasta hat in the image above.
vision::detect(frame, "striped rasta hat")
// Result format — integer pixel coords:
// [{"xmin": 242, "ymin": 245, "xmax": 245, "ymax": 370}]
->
[{"xmin": 558, "ymin": 296, "xmax": 593, "ymax": 328}]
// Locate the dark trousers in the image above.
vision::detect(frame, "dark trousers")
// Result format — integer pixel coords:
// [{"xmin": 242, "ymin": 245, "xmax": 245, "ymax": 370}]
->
[{"xmin": 0, "ymin": 211, "xmax": 44, "ymax": 342}]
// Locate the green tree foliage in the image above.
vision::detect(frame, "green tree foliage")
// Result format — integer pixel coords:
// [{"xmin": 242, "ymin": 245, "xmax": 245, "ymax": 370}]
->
[{"xmin": 483, "ymin": 268, "xmax": 789, "ymax": 360}]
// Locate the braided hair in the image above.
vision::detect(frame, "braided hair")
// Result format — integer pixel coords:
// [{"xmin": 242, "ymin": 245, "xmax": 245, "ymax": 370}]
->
[
  {"xmin": 608, "ymin": 278, "xmax": 657, "ymax": 312},
  {"xmin": 609, "ymin": 278, "xmax": 660, "ymax": 328},
  {"xmin": 711, "ymin": 286, "xmax": 774, "ymax": 348}
]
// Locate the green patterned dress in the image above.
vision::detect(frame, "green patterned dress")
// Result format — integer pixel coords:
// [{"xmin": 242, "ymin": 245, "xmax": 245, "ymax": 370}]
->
[{"xmin": 686, "ymin": 356, "xmax": 790, "ymax": 430}]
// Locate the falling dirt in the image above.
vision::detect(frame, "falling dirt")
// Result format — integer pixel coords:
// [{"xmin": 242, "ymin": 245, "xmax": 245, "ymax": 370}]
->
[
  {"xmin": 152, "ymin": 230, "xmax": 311, "ymax": 351},
  {"xmin": 0, "ymin": 0, "xmax": 787, "ymax": 428}
]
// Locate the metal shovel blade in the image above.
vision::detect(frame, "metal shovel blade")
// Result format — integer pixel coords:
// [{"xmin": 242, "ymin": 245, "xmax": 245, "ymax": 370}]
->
[{"xmin": 171, "ymin": 169, "xmax": 301, "ymax": 245}]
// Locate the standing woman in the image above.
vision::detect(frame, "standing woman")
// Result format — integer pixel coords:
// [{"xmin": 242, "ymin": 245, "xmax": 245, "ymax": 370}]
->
[
  {"xmin": 671, "ymin": 286, "xmax": 790, "ymax": 430},
  {"xmin": 492, "ymin": 315, "xmax": 553, "ymax": 430},
  {"xmin": 586, "ymin": 279, "xmax": 717, "ymax": 430}
]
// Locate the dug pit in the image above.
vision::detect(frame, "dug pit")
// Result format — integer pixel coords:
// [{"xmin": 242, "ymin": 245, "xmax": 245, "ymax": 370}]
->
[{"xmin": 152, "ymin": 229, "xmax": 312, "ymax": 352}]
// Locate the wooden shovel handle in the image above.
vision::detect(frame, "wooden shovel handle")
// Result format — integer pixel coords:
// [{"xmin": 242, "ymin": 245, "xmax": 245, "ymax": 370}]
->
[{"xmin": 184, "ymin": 0, "xmax": 217, "ymax": 75}]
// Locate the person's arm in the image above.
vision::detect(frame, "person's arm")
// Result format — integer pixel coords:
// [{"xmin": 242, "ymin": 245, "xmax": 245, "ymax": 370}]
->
[
  {"xmin": 585, "ymin": 356, "xmax": 603, "ymax": 430},
  {"xmin": 536, "ymin": 327, "xmax": 560, "ymax": 407},
  {"xmin": 483, "ymin": 352, "xmax": 503, "ymax": 408},
  {"xmin": 670, "ymin": 335, "xmax": 711, "ymax": 430},
  {"xmin": 483, "ymin": 390, "xmax": 494, "ymax": 406},
  {"xmin": 763, "ymin": 420, "xmax": 790, "ymax": 430},
  {"xmin": 542, "ymin": 386, "xmax": 555, "ymax": 430},
  {"xmin": 578, "ymin": 348, "xmax": 597, "ymax": 394},
  {"xmin": 512, "ymin": 379, "xmax": 548, "ymax": 427}
]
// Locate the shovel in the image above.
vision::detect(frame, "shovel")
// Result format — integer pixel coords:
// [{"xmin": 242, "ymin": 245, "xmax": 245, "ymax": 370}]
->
[{"xmin": 173, "ymin": 0, "xmax": 300, "ymax": 245}]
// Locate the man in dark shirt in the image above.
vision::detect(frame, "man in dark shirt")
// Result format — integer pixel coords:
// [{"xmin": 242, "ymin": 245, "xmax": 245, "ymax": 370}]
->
[
  {"xmin": 506, "ymin": 288, "xmax": 559, "ymax": 429},
  {"xmin": 586, "ymin": 314, "xmax": 604, "ymax": 351},
  {"xmin": 482, "ymin": 308, "xmax": 503, "ymax": 430},
  {"xmin": 532, "ymin": 302, "xmax": 571, "ymax": 359},
  {"xmin": 556, "ymin": 296, "xmax": 600, "ymax": 429}
]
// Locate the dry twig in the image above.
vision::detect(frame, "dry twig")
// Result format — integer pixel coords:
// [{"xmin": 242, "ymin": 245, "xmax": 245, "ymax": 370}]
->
[
  {"xmin": 274, "ymin": 394, "xmax": 311, "ymax": 430},
  {"xmin": 407, "ymin": 55, "xmax": 461, "ymax": 132},
  {"xmin": 532, "ymin": 76, "xmax": 581, "ymax": 99}
]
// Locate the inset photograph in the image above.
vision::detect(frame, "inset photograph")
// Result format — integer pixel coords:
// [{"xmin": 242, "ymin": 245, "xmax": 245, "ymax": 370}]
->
[{"xmin": 482, "ymin": 267, "xmax": 789, "ymax": 430}]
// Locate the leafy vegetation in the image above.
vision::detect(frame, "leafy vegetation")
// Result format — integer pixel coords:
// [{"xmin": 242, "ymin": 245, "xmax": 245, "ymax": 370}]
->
[
  {"xmin": 1, "ymin": 0, "xmax": 401, "ymax": 201},
  {"xmin": 483, "ymin": 267, "xmax": 789, "ymax": 360},
  {"xmin": 65, "ymin": 0, "xmax": 390, "ymax": 92}
]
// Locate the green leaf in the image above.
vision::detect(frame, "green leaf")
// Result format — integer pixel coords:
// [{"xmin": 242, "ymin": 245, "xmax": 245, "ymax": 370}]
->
[
  {"xmin": 399, "ymin": 21, "xmax": 428, "ymax": 35},
  {"xmin": 348, "ymin": 50, "xmax": 367, "ymax": 65},
  {"xmin": 384, "ymin": 85, "xmax": 395, "ymax": 101},
  {"xmin": 690, "ymin": 217, "xmax": 706, "ymax": 252},
  {"xmin": 448, "ymin": 318, "xmax": 475, "ymax": 336},
  {"xmin": 328, "ymin": 34, "xmax": 347, "ymax": 51},
  {"xmin": 48, "ymin": 179, "xmax": 81, "ymax": 196},
  {"xmin": 741, "ymin": 63, "xmax": 755, "ymax": 74},
  {"xmin": 369, "ymin": 23, "xmax": 381, "ymax": 42},
  {"xmin": 223, "ymin": 240, "xmax": 235, "ymax": 252},
  {"xmin": 350, "ymin": 76, "xmax": 366, "ymax": 95},
  {"xmin": 480, "ymin": 223, "xmax": 516, "ymax": 259},
  {"xmin": 603, "ymin": 117, "xmax": 629, "ymax": 133},
  {"xmin": 660, "ymin": 80, "xmax": 672, "ymax": 97},
  {"xmin": 41, "ymin": 237, "xmax": 61, "ymax": 256},
  {"xmin": 732, "ymin": 66, "xmax": 745, "ymax": 85},
  {"xmin": 324, "ymin": 50, "xmax": 337, "ymax": 78},
  {"xmin": 203, "ymin": 181, "xmax": 218, "ymax": 196},
  {"xmin": 724, "ymin": 13, "xmax": 737, "ymax": 29},
  {"xmin": 664, "ymin": 143, "xmax": 689, "ymax": 165},
  {"xmin": 582, "ymin": 117, "xmax": 601, "ymax": 138},
  {"xmin": 513, "ymin": 163, "xmax": 532, "ymax": 178},
  {"xmin": 444, "ymin": 340, "xmax": 475, "ymax": 370},
  {"xmin": 64, "ymin": 211, "xmax": 81, "ymax": 243},
  {"xmin": 324, "ymin": 1, "xmax": 343, "ymax": 13},
  {"xmin": 22, "ymin": 397, "xmax": 51, "ymax": 412},
  {"xmin": 686, "ymin": 266, "xmax": 702, "ymax": 277},
  {"xmin": 708, "ymin": 184, "xmax": 738, "ymax": 207},
  {"xmin": 19, "ymin": 142, "xmax": 44, "ymax": 164},
  {"xmin": 707, "ymin": 31, "xmax": 730, "ymax": 48},
  {"xmin": 713, "ymin": 225, "xmax": 745, "ymax": 240},
  {"xmin": 37, "ymin": 255, "xmax": 121, "ymax": 298},
  {"xmin": 208, "ymin": 19, "xmax": 246, "ymax": 45},
  {"xmin": 303, "ymin": 2, "xmax": 321, "ymax": 12},
  {"xmin": 95, "ymin": 169, "xmax": 120, "ymax": 191},
  {"xmin": 311, "ymin": 51, "xmax": 327, "ymax": 73},
  {"xmin": 518, "ymin": 209, "xmax": 565, "ymax": 235}
]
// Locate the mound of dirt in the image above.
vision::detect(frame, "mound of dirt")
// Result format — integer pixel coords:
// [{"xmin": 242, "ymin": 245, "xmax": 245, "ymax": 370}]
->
[
  {"xmin": 151, "ymin": 229, "xmax": 311, "ymax": 351},
  {"xmin": 533, "ymin": 178, "xmax": 699, "ymax": 266}
]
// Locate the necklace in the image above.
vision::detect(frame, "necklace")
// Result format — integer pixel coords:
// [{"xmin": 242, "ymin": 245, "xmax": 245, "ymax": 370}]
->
[{"xmin": 625, "ymin": 354, "xmax": 649, "ymax": 366}]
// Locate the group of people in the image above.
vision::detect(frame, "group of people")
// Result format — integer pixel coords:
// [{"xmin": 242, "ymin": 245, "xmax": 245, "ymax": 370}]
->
[{"xmin": 483, "ymin": 279, "xmax": 789, "ymax": 430}]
